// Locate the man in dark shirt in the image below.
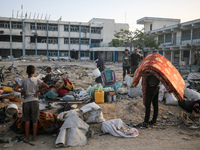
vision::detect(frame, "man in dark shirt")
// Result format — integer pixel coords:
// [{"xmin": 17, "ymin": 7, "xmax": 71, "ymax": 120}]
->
[
  {"xmin": 137, "ymin": 73, "xmax": 160, "ymax": 128},
  {"xmin": 130, "ymin": 49, "xmax": 141, "ymax": 74}
]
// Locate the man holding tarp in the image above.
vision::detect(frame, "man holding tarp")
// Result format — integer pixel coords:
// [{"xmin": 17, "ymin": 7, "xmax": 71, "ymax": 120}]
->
[{"xmin": 132, "ymin": 53, "xmax": 185, "ymax": 128}]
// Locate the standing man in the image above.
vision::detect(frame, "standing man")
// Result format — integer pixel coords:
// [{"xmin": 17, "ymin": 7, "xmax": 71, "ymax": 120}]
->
[
  {"xmin": 122, "ymin": 49, "xmax": 130, "ymax": 81},
  {"xmin": 130, "ymin": 49, "xmax": 141, "ymax": 75},
  {"xmin": 137, "ymin": 73, "xmax": 160, "ymax": 128}
]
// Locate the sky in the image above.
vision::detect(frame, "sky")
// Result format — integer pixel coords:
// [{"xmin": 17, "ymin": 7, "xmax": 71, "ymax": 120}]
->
[{"xmin": 0, "ymin": 0, "xmax": 200, "ymax": 31}]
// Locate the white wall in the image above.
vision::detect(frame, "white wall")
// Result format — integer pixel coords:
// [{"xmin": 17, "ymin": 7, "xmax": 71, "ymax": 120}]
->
[{"xmin": 101, "ymin": 22, "xmax": 129, "ymax": 45}]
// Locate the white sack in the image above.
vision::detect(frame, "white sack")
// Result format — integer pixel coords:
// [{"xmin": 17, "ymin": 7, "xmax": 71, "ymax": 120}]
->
[
  {"xmin": 101, "ymin": 119, "xmax": 139, "ymax": 138},
  {"xmin": 57, "ymin": 109, "xmax": 82, "ymax": 121},
  {"xmin": 164, "ymin": 92, "xmax": 178, "ymax": 105},
  {"xmin": 158, "ymin": 84, "xmax": 167, "ymax": 101},
  {"xmin": 80, "ymin": 102, "xmax": 105, "ymax": 123},
  {"xmin": 184, "ymin": 88, "xmax": 200, "ymax": 101},
  {"xmin": 125, "ymin": 75, "xmax": 134, "ymax": 87},
  {"xmin": 55, "ymin": 113, "xmax": 89, "ymax": 147}
]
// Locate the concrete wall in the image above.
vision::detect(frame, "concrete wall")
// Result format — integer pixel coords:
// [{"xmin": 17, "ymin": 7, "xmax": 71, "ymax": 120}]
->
[{"xmin": 101, "ymin": 22, "xmax": 129, "ymax": 45}]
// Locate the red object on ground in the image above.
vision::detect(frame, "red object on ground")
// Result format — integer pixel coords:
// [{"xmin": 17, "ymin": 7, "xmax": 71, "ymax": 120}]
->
[
  {"xmin": 0, "ymin": 90, "xmax": 3, "ymax": 94},
  {"xmin": 57, "ymin": 88, "xmax": 69, "ymax": 97}
]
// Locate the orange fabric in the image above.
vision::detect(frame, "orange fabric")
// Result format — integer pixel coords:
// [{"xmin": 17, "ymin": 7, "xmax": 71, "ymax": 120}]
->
[
  {"xmin": 16, "ymin": 111, "xmax": 59, "ymax": 131},
  {"xmin": 132, "ymin": 53, "xmax": 185, "ymax": 103}
]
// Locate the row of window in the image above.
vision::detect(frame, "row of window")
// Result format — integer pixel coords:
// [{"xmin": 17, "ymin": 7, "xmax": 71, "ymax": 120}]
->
[
  {"xmin": 0, "ymin": 35, "xmax": 100, "ymax": 45},
  {"xmin": 0, "ymin": 35, "xmax": 22, "ymax": 42},
  {"xmin": 30, "ymin": 23, "xmax": 102, "ymax": 33},
  {"xmin": 64, "ymin": 38, "xmax": 89, "ymax": 45},
  {"xmin": 30, "ymin": 36, "xmax": 91, "ymax": 45},
  {"xmin": 0, "ymin": 21, "xmax": 102, "ymax": 33},
  {"xmin": 158, "ymin": 28, "xmax": 200, "ymax": 43},
  {"xmin": 0, "ymin": 21, "xmax": 22, "ymax": 29}
]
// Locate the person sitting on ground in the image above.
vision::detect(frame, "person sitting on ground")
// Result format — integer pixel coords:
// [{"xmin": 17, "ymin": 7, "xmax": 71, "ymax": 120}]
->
[
  {"xmin": 42, "ymin": 67, "xmax": 52, "ymax": 84},
  {"xmin": 14, "ymin": 65, "xmax": 49, "ymax": 142},
  {"xmin": 122, "ymin": 49, "xmax": 130, "ymax": 81},
  {"xmin": 130, "ymin": 49, "xmax": 141, "ymax": 74},
  {"xmin": 137, "ymin": 72, "xmax": 160, "ymax": 128}
]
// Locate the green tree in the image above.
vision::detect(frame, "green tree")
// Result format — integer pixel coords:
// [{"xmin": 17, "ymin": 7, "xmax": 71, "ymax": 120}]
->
[{"xmin": 109, "ymin": 28, "xmax": 160, "ymax": 52}]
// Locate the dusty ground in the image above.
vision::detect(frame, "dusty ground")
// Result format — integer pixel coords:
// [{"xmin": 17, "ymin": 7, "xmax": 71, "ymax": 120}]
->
[{"xmin": 0, "ymin": 60, "xmax": 200, "ymax": 150}]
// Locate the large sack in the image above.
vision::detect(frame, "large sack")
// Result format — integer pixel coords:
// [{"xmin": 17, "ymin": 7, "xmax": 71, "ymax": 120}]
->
[
  {"xmin": 80, "ymin": 102, "xmax": 105, "ymax": 123},
  {"xmin": 164, "ymin": 92, "xmax": 178, "ymax": 105},
  {"xmin": 184, "ymin": 88, "xmax": 200, "ymax": 101}
]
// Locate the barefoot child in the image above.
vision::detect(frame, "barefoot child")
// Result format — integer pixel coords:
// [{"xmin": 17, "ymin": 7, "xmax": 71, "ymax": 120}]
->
[{"xmin": 14, "ymin": 65, "xmax": 49, "ymax": 142}]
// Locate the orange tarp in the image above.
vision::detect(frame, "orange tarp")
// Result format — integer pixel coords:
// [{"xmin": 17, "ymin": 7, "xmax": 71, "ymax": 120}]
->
[{"xmin": 132, "ymin": 53, "xmax": 185, "ymax": 102}]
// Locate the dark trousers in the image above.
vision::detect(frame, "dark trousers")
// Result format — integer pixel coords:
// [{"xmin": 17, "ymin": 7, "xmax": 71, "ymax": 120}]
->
[
  {"xmin": 123, "ymin": 66, "xmax": 130, "ymax": 77},
  {"xmin": 144, "ymin": 86, "xmax": 159, "ymax": 123},
  {"xmin": 131, "ymin": 65, "xmax": 138, "ymax": 74}
]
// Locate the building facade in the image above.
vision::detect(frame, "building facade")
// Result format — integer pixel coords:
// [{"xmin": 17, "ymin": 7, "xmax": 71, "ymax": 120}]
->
[
  {"xmin": 137, "ymin": 17, "xmax": 200, "ymax": 65},
  {"xmin": 0, "ymin": 17, "xmax": 129, "ymax": 61}
]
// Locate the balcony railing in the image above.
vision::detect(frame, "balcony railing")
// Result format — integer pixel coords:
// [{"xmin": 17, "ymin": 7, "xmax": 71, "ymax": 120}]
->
[
  {"xmin": 174, "ymin": 65, "xmax": 199, "ymax": 72},
  {"xmin": 160, "ymin": 36, "xmax": 200, "ymax": 47}
]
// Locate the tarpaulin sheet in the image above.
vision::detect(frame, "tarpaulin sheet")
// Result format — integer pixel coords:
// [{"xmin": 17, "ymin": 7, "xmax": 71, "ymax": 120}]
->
[{"xmin": 132, "ymin": 53, "xmax": 185, "ymax": 102}]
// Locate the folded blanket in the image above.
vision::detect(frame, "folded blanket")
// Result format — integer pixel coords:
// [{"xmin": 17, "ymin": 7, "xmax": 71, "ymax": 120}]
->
[{"xmin": 132, "ymin": 53, "xmax": 185, "ymax": 104}]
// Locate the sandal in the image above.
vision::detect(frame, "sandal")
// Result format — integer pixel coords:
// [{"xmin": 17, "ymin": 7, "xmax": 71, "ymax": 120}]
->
[
  {"xmin": 149, "ymin": 120, "xmax": 157, "ymax": 126},
  {"xmin": 136, "ymin": 122, "xmax": 148, "ymax": 128},
  {"xmin": 23, "ymin": 139, "xmax": 35, "ymax": 146}
]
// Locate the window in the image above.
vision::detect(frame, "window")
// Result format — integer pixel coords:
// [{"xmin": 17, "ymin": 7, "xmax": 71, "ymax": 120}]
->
[
  {"xmin": 37, "ymin": 23, "xmax": 47, "ymax": 30},
  {"xmin": 38, "ymin": 50, "xmax": 47, "ymax": 55},
  {"xmin": 165, "ymin": 33, "xmax": 172, "ymax": 43},
  {"xmin": 70, "ymin": 38, "xmax": 79, "ymax": 44},
  {"xmin": 60, "ymin": 51, "xmax": 68, "ymax": 57},
  {"xmin": 31, "ymin": 36, "xmax": 47, "ymax": 43},
  {"xmin": 64, "ymin": 38, "xmax": 69, "ymax": 44},
  {"xmin": 81, "ymin": 51, "xmax": 89, "ymax": 57},
  {"xmin": 0, "ymin": 21, "xmax": 10, "ymax": 28},
  {"xmin": 183, "ymin": 51, "xmax": 190, "ymax": 58},
  {"xmin": 150, "ymin": 24, "xmax": 152, "ymax": 31},
  {"xmin": 12, "ymin": 36, "xmax": 22, "ymax": 42},
  {"xmin": 26, "ymin": 50, "xmax": 35, "ymax": 55},
  {"xmin": 30, "ymin": 23, "xmax": 35, "ymax": 30},
  {"xmin": 158, "ymin": 34, "xmax": 164, "ymax": 43},
  {"xmin": 81, "ymin": 38, "xmax": 89, "ymax": 45},
  {"xmin": 81, "ymin": 26, "xmax": 89, "ymax": 33},
  {"xmin": 90, "ymin": 39, "xmax": 101, "ymax": 47},
  {"xmin": 0, "ymin": 35, "xmax": 10, "ymax": 42},
  {"xmin": 48, "ymin": 37, "xmax": 58, "ymax": 44},
  {"xmin": 64, "ymin": 25, "xmax": 69, "ymax": 31},
  {"xmin": 193, "ymin": 28, "xmax": 200, "ymax": 40},
  {"xmin": 49, "ymin": 50, "xmax": 58, "ymax": 57},
  {"xmin": 182, "ymin": 29, "xmax": 191, "ymax": 41},
  {"xmin": 0, "ymin": 49, "xmax": 10, "ymax": 57},
  {"xmin": 91, "ymin": 27, "xmax": 102, "ymax": 34},
  {"xmin": 48, "ymin": 24, "xmax": 58, "ymax": 31},
  {"xmin": 11, "ymin": 22, "xmax": 22, "ymax": 29},
  {"xmin": 70, "ymin": 25, "xmax": 79, "ymax": 32}
]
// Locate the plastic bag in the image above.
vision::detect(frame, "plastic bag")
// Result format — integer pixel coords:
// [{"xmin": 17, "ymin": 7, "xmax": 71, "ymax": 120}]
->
[
  {"xmin": 165, "ymin": 92, "xmax": 178, "ymax": 105},
  {"xmin": 184, "ymin": 88, "xmax": 200, "ymax": 101},
  {"xmin": 125, "ymin": 75, "xmax": 134, "ymax": 87},
  {"xmin": 128, "ymin": 87, "xmax": 142, "ymax": 98},
  {"xmin": 158, "ymin": 84, "xmax": 167, "ymax": 101}
]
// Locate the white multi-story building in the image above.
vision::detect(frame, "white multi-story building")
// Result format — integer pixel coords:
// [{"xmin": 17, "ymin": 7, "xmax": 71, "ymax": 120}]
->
[
  {"xmin": 0, "ymin": 17, "xmax": 129, "ymax": 61},
  {"xmin": 137, "ymin": 17, "xmax": 200, "ymax": 66}
]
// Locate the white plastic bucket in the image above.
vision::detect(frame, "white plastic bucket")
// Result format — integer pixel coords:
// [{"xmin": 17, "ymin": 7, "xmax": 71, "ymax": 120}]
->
[
  {"xmin": 5, "ymin": 104, "xmax": 18, "ymax": 118},
  {"xmin": 92, "ymin": 68, "xmax": 101, "ymax": 77}
]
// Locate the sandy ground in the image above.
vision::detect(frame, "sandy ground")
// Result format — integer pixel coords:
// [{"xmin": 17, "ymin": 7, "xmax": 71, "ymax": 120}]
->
[{"xmin": 0, "ymin": 60, "xmax": 200, "ymax": 150}]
